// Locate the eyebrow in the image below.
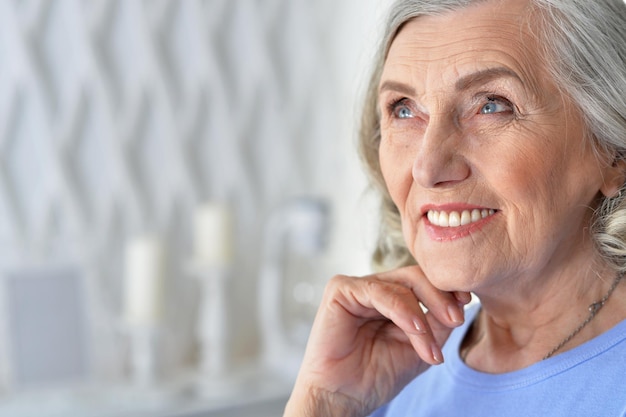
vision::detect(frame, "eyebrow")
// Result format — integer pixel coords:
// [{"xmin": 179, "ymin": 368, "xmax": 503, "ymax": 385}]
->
[
  {"xmin": 378, "ymin": 67, "xmax": 524, "ymax": 96},
  {"xmin": 378, "ymin": 80, "xmax": 416, "ymax": 97},
  {"xmin": 454, "ymin": 67, "xmax": 523, "ymax": 91}
]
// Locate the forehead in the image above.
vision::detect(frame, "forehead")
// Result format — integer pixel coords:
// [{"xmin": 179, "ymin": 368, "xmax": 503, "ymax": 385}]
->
[{"xmin": 382, "ymin": 0, "xmax": 546, "ymax": 92}]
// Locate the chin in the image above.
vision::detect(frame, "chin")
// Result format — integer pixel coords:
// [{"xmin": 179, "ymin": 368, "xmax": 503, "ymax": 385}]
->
[{"xmin": 419, "ymin": 263, "xmax": 478, "ymax": 292}]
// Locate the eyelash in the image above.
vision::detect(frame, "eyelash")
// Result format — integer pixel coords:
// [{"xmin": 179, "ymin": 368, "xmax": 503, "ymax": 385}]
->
[
  {"xmin": 386, "ymin": 97, "xmax": 412, "ymax": 118},
  {"xmin": 480, "ymin": 95, "xmax": 515, "ymax": 115},
  {"xmin": 384, "ymin": 94, "xmax": 517, "ymax": 119}
]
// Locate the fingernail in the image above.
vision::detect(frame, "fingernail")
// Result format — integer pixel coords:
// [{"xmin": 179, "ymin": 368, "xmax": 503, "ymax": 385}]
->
[
  {"xmin": 413, "ymin": 318, "xmax": 427, "ymax": 334},
  {"xmin": 431, "ymin": 343, "xmax": 443, "ymax": 364},
  {"xmin": 448, "ymin": 304, "xmax": 464, "ymax": 324}
]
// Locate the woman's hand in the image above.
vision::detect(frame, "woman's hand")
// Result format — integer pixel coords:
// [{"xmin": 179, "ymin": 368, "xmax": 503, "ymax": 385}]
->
[{"xmin": 283, "ymin": 265, "xmax": 471, "ymax": 417}]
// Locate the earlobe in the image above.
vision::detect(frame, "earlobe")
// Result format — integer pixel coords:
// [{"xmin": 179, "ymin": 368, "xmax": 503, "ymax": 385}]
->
[{"xmin": 600, "ymin": 157, "xmax": 626, "ymax": 198}]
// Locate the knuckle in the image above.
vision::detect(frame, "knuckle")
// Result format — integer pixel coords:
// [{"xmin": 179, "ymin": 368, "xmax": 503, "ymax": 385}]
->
[
  {"xmin": 366, "ymin": 278, "xmax": 417, "ymax": 315},
  {"xmin": 323, "ymin": 274, "xmax": 353, "ymax": 296}
]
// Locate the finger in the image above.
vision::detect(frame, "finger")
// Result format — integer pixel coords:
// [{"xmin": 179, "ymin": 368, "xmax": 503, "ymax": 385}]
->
[
  {"xmin": 327, "ymin": 275, "xmax": 428, "ymax": 333},
  {"xmin": 454, "ymin": 291, "xmax": 473, "ymax": 306},
  {"xmin": 330, "ymin": 275, "xmax": 448, "ymax": 365},
  {"xmin": 425, "ymin": 309, "xmax": 462, "ymax": 361},
  {"xmin": 322, "ymin": 271, "xmax": 467, "ymax": 365},
  {"xmin": 377, "ymin": 266, "xmax": 466, "ymax": 328}
]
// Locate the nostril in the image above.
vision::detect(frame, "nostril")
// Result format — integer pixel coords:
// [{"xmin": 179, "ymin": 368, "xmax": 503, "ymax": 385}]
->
[{"xmin": 412, "ymin": 155, "xmax": 471, "ymax": 188}]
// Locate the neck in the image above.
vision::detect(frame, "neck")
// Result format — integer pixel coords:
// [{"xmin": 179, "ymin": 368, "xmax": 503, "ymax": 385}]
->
[{"xmin": 462, "ymin": 262, "xmax": 626, "ymax": 373}]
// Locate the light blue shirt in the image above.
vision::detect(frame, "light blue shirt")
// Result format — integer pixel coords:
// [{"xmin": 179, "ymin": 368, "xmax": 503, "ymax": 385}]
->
[{"xmin": 370, "ymin": 304, "xmax": 626, "ymax": 416}]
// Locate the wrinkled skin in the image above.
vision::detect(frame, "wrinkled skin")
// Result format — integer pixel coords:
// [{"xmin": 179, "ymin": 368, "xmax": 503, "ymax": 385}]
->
[{"xmin": 284, "ymin": 0, "xmax": 626, "ymax": 415}]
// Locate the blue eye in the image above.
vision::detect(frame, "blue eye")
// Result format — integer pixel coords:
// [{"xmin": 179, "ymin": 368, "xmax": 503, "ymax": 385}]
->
[
  {"xmin": 479, "ymin": 97, "xmax": 511, "ymax": 114},
  {"xmin": 390, "ymin": 99, "xmax": 415, "ymax": 119},
  {"xmin": 396, "ymin": 105, "xmax": 414, "ymax": 119}
]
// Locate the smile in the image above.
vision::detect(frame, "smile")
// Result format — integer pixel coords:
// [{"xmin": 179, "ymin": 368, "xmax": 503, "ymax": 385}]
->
[{"xmin": 427, "ymin": 209, "xmax": 496, "ymax": 228}]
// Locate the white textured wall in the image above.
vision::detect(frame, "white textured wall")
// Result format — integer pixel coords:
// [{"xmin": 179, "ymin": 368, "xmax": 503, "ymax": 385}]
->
[{"xmin": 0, "ymin": 0, "xmax": 389, "ymax": 408}]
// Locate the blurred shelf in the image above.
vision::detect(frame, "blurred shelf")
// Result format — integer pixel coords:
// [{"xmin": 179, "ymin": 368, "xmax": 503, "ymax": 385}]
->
[{"xmin": 0, "ymin": 366, "xmax": 293, "ymax": 417}]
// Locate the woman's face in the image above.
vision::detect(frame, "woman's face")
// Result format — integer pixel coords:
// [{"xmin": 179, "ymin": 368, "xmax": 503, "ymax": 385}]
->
[{"xmin": 378, "ymin": 0, "xmax": 620, "ymax": 293}]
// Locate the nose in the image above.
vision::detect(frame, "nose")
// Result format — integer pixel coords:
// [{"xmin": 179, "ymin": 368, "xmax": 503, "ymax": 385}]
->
[{"xmin": 411, "ymin": 116, "xmax": 470, "ymax": 188}]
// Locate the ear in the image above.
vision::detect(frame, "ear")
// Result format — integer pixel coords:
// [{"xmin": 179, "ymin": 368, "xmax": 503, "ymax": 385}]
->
[{"xmin": 600, "ymin": 155, "xmax": 626, "ymax": 198}]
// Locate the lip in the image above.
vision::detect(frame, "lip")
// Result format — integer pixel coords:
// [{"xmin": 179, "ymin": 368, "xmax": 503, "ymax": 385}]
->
[{"xmin": 420, "ymin": 203, "xmax": 498, "ymax": 241}]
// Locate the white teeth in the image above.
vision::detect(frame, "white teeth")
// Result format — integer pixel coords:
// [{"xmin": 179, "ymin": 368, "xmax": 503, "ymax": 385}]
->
[
  {"xmin": 460, "ymin": 210, "xmax": 471, "ymax": 226},
  {"xmin": 427, "ymin": 208, "xmax": 495, "ymax": 228},
  {"xmin": 427, "ymin": 210, "xmax": 437, "ymax": 224},
  {"xmin": 448, "ymin": 211, "xmax": 461, "ymax": 227}
]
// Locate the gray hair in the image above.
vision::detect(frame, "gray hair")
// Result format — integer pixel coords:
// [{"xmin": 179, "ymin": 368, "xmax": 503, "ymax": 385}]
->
[{"xmin": 358, "ymin": 0, "xmax": 626, "ymax": 271}]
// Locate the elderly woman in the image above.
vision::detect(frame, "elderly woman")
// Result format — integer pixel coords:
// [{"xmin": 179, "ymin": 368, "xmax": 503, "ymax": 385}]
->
[{"xmin": 284, "ymin": 0, "xmax": 626, "ymax": 416}]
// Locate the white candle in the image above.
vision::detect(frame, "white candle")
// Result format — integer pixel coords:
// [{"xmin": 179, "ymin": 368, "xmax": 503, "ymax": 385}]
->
[
  {"xmin": 193, "ymin": 203, "xmax": 233, "ymax": 267},
  {"xmin": 124, "ymin": 236, "xmax": 164, "ymax": 326}
]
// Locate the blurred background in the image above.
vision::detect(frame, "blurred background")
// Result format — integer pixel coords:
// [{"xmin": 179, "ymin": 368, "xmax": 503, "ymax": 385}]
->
[{"xmin": 0, "ymin": 0, "xmax": 390, "ymax": 416}]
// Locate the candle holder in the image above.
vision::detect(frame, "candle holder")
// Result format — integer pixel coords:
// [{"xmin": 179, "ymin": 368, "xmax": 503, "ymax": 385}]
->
[
  {"xmin": 186, "ymin": 261, "xmax": 240, "ymax": 399},
  {"xmin": 124, "ymin": 323, "xmax": 160, "ymax": 387},
  {"xmin": 188, "ymin": 262, "xmax": 231, "ymax": 378},
  {"xmin": 116, "ymin": 322, "xmax": 181, "ymax": 410},
  {"xmin": 188, "ymin": 202, "xmax": 234, "ymax": 376}
]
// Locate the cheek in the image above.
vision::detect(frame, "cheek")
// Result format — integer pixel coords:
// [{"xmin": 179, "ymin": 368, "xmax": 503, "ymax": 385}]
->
[
  {"xmin": 499, "ymin": 149, "xmax": 551, "ymax": 196},
  {"xmin": 379, "ymin": 140, "xmax": 414, "ymax": 211},
  {"xmin": 475, "ymin": 121, "xmax": 562, "ymax": 197},
  {"xmin": 380, "ymin": 140, "xmax": 420, "ymax": 251},
  {"xmin": 489, "ymin": 146, "xmax": 562, "ymax": 230},
  {"xmin": 487, "ymin": 133, "xmax": 598, "ymax": 235}
]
